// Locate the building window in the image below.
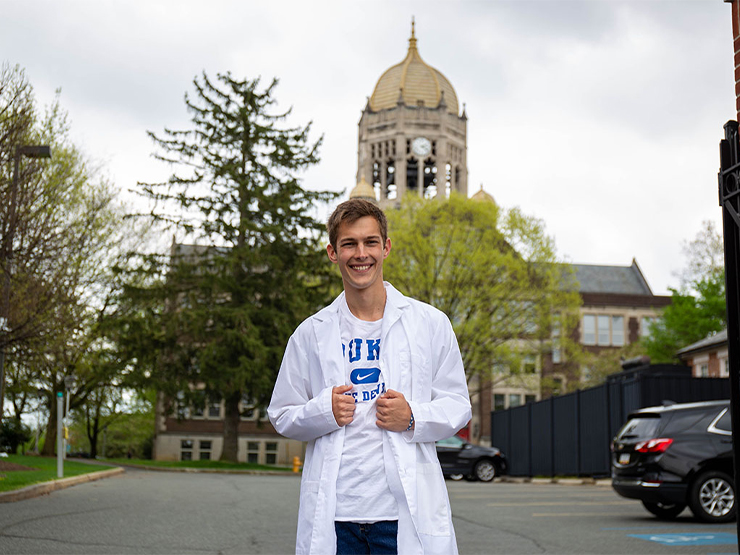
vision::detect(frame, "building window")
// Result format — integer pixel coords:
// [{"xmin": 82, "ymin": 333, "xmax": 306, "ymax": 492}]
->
[
  {"xmin": 176, "ymin": 392, "xmax": 190, "ymax": 419},
  {"xmin": 208, "ymin": 398, "xmax": 221, "ymax": 419},
  {"xmin": 611, "ymin": 316, "xmax": 624, "ymax": 346},
  {"xmin": 700, "ymin": 364, "xmax": 709, "ymax": 377},
  {"xmin": 525, "ymin": 394, "xmax": 537, "ymax": 405},
  {"xmin": 494, "ymin": 394, "xmax": 505, "ymax": 411},
  {"xmin": 509, "ymin": 394, "xmax": 522, "ymax": 408},
  {"xmin": 723, "ymin": 359, "xmax": 730, "ymax": 377},
  {"xmin": 583, "ymin": 315, "xmax": 596, "ymax": 345},
  {"xmin": 523, "ymin": 355, "xmax": 537, "ymax": 374},
  {"xmin": 597, "ymin": 315, "xmax": 610, "ymax": 346},
  {"xmin": 247, "ymin": 441, "xmax": 259, "ymax": 464},
  {"xmin": 552, "ymin": 320, "xmax": 562, "ymax": 363},
  {"xmin": 199, "ymin": 440, "xmax": 212, "ymax": 460},
  {"xmin": 181, "ymin": 440, "xmax": 194, "ymax": 461},
  {"xmin": 642, "ymin": 317, "xmax": 655, "ymax": 338},
  {"xmin": 583, "ymin": 314, "xmax": 626, "ymax": 346},
  {"xmin": 192, "ymin": 403, "xmax": 205, "ymax": 418},
  {"xmin": 265, "ymin": 442, "xmax": 278, "ymax": 465},
  {"xmin": 240, "ymin": 395, "xmax": 257, "ymax": 420},
  {"xmin": 552, "ymin": 376, "xmax": 564, "ymax": 396}
]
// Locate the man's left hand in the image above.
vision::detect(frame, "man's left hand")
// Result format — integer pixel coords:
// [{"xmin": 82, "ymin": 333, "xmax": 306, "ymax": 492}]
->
[{"xmin": 376, "ymin": 389, "xmax": 413, "ymax": 432}]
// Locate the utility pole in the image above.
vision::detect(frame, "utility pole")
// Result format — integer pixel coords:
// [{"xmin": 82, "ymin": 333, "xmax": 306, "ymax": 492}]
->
[{"xmin": 0, "ymin": 145, "xmax": 51, "ymax": 425}]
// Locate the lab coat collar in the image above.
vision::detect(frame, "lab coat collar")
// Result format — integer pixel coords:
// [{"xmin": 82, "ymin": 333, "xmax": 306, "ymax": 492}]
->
[{"xmin": 310, "ymin": 282, "xmax": 410, "ymax": 323}]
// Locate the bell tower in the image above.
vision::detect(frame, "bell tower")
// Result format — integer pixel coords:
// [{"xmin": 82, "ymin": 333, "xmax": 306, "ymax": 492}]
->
[{"xmin": 357, "ymin": 20, "xmax": 468, "ymax": 209}]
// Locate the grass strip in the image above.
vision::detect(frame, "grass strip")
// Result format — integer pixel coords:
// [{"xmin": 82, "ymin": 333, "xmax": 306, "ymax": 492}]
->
[{"xmin": 0, "ymin": 455, "xmax": 115, "ymax": 493}]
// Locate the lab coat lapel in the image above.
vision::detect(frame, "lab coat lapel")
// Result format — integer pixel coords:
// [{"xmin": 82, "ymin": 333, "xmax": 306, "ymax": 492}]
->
[
  {"xmin": 381, "ymin": 283, "xmax": 410, "ymax": 392},
  {"xmin": 312, "ymin": 293, "xmax": 345, "ymax": 388}
]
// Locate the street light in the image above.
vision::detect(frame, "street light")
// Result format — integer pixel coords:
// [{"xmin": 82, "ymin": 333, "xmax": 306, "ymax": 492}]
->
[
  {"xmin": 62, "ymin": 374, "xmax": 76, "ymax": 459},
  {"xmin": 0, "ymin": 145, "xmax": 52, "ymax": 426},
  {"xmin": 34, "ymin": 388, "xmax": 44, "ymax": 454}
]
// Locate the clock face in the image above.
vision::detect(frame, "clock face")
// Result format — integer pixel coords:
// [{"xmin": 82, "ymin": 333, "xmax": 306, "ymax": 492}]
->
[{"xmin": 412, "ymin": 137, "xmax": 432, "ymax": 157}]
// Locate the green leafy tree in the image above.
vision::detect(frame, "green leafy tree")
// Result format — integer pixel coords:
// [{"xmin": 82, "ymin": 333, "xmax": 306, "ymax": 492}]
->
[
  {"xmin": 644, "ymin": 270, "xmax": 726, "ymax": 363},
  {"xmin": 639, "ymin": 221, "xmax": 726, "ymax": 364},
  {"xmin": 383, "ymin": 194, "xmax": 583, "ymax": 391},
  {"xmin": 1, "ymin": 63, "xmax": 134, "ymax": 453},
  {"xmin": 120, "ymin": 72, "xmax": 339, "ymax": 462}
]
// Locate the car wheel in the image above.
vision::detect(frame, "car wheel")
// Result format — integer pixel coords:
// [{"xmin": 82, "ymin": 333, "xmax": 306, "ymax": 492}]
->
[
  {"xmin": 473, "ymin": 459, "xmax": 496, "ymax": 482},
  {"xmin": 641, "ymin": 500, "xmax": 686, "ymax": 520},
  {"xmin": 688, "ymin": 470, "xmax": 736, "ymax": 523},
  {"xmin": 449, "ymin": 474, "xmax": 464, "ymax": 481}
]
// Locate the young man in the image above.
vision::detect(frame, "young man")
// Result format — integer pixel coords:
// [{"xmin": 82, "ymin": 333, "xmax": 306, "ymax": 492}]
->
[{"xmin": 268, "ymin": 199, "xmax": 471, "ymax": 555}]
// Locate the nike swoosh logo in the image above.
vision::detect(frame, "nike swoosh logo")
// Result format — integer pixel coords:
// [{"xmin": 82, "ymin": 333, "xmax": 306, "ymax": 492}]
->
[{"xmin": 350, "ymin": 367, "xmax": 381, "ymax": 384}]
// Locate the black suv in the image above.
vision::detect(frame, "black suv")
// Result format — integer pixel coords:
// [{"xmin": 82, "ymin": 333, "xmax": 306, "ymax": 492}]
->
[
  {"xmin": 436, "ymin": 435, "xmax": 508, "ymax": 482},
  {"xmin": 611, "ymin": 400, "xmax": 734, "ymax": 523}
]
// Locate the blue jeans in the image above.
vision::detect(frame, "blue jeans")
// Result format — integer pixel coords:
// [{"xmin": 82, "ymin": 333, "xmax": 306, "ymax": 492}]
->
[{"xmin": 335, "ymin": 520, "xmax": 398, "ymax": 555}]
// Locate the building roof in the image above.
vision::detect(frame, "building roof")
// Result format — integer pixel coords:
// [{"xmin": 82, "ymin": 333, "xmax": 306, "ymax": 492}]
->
[
  {"xmin": 676, "ymin": 328, "xmax": 728, "ymax": 357},
  {"xmin": 571, "ymin": 258, "xmax": 653, "ymax": 295},
  {"xmin": 369, "ymin": 20, "xmax": 459, "ymax": 115}
]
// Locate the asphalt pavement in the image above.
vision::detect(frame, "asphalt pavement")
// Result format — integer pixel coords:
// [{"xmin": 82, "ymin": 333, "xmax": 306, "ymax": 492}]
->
[{"xmin": 0, "ymin": 468, "xmax": 736, "ymax": 554}]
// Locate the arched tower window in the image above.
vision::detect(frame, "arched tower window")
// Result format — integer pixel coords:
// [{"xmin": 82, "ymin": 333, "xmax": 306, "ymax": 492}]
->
[
  {"xmin": 373, "ymin": 161, "xmax": 382, "ymax": 199},
  {"xmin": 423, "ymin": 158, "xmax": 437, "ymax": 199},
  {"xmin": 406, "ymin": 157, "xmax": 418, "ymax": 192},
  {"xmin": 385, "ymin": 159, "xmax": 396, "ymax": 200}
]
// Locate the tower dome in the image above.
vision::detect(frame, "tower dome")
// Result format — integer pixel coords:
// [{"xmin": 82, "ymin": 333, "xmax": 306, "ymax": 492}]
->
[
  {"xmin": 349, "ymin": 175, "xmax": 378, "ymax": 204},
  {"xmin": 369, "ymin": 20, "xmax": 459, "ymax": 115}
]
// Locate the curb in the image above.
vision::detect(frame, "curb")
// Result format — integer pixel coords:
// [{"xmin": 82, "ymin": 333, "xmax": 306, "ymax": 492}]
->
[
  {"xmin": 0, "ymin": 467, "xmax": 125, "ymax": 503},
  {"xmin": 500, "ymin": 476, "xmax": 612, "ymax": 487},
  {"xmin": 110, "ymin": 462, "xmax": 301, "ymax": 476}
]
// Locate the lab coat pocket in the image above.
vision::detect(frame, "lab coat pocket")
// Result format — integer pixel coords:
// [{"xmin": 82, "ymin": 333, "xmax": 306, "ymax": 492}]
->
[
  {"xmin": 296, "ymin": 480, "xmax": 320, "ymax": 551},
  {"xmin": 415, "ymin": 462, "xmax": 451, "ymax": 536}
]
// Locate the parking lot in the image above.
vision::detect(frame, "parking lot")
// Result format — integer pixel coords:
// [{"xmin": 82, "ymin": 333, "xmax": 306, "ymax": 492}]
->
[
  {"xmin": 450, "ymin": 480, "xmax": 737, "ymax": 554},
  {"xmin": 0, "ymin": 470, "xmax": 735, "ymax": 554}
]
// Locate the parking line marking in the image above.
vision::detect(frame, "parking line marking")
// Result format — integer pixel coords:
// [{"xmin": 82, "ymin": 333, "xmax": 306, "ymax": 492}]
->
[
  {"xmin": 487, "ymin": 501, "xmax": 632, "ymax": 507},
  {"xmin": 532, "ymin": 513, "xmax": 624, "ymax": 517},
  {"xmin": 628, "ymin": 533, "xmax": 737, "ymax": 546}
]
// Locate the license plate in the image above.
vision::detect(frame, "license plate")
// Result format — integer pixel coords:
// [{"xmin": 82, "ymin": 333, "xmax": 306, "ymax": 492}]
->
[{"xmin": 619, "ymin": 453, "xmax": 630, "ymax": 465}]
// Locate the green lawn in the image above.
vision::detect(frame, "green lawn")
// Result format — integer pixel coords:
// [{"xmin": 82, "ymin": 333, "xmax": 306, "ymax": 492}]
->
[
  {"xmin": 0, "ymin": 455, "xmax": 115, "ymax": 493},
  {"xmin": 101, "ymin": 457, "xmax": 295, "ymax": 472}
]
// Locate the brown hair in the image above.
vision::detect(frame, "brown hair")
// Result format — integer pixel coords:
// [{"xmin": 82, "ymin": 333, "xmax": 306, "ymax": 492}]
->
[{"xmin": 327, "ymin": 199, "xmax": 388, "ymax": 248}]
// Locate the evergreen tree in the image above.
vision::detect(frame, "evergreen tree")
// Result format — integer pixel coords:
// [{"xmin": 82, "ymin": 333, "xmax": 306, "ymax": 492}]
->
[{"xmin": 121, "ymin": 72, "xmax": 338, "ymax": 461}]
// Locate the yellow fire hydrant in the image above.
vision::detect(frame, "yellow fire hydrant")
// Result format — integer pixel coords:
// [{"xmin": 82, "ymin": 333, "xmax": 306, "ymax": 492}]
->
[{"xmin": 292, "ymin": 456, "xmax": 302, "ymax": 473}]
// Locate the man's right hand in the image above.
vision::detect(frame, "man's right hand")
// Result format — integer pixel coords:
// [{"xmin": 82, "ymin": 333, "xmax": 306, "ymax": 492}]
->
[{"xmin": 332, "ymin": 385, "xmax": 355, "ymax": 426}]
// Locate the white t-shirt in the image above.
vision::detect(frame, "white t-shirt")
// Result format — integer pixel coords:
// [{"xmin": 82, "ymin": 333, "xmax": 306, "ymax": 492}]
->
[{"xmin": 334, "ymin": 299, "xmax": 398, "ymax": 523}]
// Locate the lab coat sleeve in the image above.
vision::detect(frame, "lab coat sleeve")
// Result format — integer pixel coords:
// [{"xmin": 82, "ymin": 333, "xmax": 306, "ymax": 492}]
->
[
  {"xmin": 268, "ymin": 332, "xmax": 341, "ymax": 442},
  {"xmin": 405, "ymin": 311, "xmax": 472, "ymax": 443}
]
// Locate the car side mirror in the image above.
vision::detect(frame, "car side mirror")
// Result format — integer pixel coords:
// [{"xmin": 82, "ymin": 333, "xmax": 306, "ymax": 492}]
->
[{"xmin": 463, "ymin": 444, "xmax": 472, "ymax": 450}]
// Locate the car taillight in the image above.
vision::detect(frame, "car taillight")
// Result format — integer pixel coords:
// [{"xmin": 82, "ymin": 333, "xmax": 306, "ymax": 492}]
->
[{"xmin": 634, "ymin": 438, "xmax": 673, "ymax": 453}]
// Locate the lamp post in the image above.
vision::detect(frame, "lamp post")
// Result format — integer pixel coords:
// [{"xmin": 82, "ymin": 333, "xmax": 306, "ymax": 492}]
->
[
  {"xmin": 63, "ymin": 374, "xmax": 76, "ymax": 459},
  {"xmin": 34, "ymin": 387, "xmax": 43, "ymax": 454},
  {"xmin": 0, "ymin": 145, "xmax": 51, "ymax": 426}
]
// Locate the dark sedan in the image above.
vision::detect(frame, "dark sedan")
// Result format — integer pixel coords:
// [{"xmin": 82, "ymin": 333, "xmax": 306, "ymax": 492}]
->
[{"xmin": 436, "ymin": 435, "xmax": 508, "ymax": 482}]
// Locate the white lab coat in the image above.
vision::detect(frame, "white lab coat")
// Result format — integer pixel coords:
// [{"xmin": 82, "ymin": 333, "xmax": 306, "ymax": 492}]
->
[{"xmin": 268, "ymin": 282, "xmax": 472, "ymax": 555}]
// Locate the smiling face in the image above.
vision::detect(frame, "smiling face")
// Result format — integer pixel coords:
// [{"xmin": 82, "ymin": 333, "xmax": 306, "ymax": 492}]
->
[{"xmin": 327, "ymin": 215, "xmax": 391, "ymax": 298}]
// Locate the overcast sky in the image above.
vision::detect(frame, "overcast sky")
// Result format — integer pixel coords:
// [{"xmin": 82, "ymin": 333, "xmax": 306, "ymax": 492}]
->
[{"xmin": 2, "ymin": 0, "xmax": 735, "ymax": 295}]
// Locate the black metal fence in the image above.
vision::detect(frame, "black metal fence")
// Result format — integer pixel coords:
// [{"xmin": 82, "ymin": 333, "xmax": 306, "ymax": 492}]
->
[{"xmin": 490, "ymin": 370, "xmax": 730, "ymax": 477}]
